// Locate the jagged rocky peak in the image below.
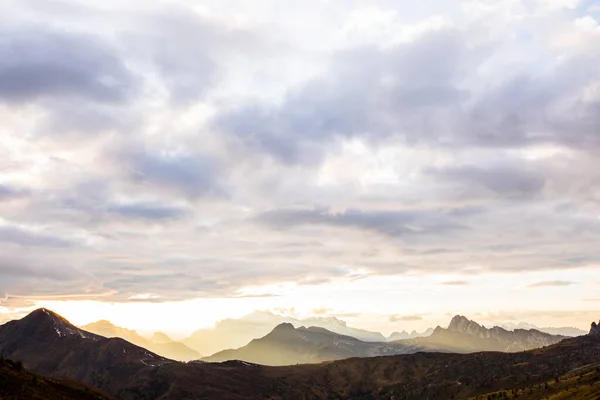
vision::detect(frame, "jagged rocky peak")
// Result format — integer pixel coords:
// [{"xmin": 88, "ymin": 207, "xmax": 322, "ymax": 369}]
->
[
  {"xmin": 448, "ymin": 315, "xmax": 485, "ymax": 333},
  {"xmin": 590, "ymin": 320, "xmax": 600, "ymax": 337}
]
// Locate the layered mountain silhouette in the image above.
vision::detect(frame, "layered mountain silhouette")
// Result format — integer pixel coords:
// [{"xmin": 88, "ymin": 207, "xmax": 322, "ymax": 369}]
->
[
  {"xmin": 202, "ymin": 315, "xmax": 567, "ymax": 365},
  {"xmin": 497, "ymin": 321, "xmax": 587, "ymax": 337},
  {"xmin": 183, "ymin": 310, "xmax": 386, "ymax": 356},
  {"xmin": 80, "ymin": 320, "xmax": 200, "ymax": 361},
  {"xmin": 387, "ymin": 328, "xmax": 434, "ymax": 341},
  {"xmin": 1, "ymin": 309, "xmax": 599, "ymax": 400},
  {"xmin": 401, "ymin": 315, "xmax": 567, "ymax": 353},
  {"xmin": 202, "ymin": 322, "xmax": 420, "ymax": 365}
]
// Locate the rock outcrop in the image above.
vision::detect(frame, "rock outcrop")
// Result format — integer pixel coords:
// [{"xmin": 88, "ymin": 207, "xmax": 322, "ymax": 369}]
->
[{"xmin": 590, "ymin": 321, "xmax": 600, "ymax": 338}]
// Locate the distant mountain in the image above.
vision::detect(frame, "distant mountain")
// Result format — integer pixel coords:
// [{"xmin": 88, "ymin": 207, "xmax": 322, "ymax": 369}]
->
[
  {"xmin": 202, "ymin": 323, "xmax": 419, "ymax": 365},
  {"xmin": 402, "ymin": 315, "xmax": 567, "ymax": 353},
  {"xmin": 184, "ymin": 310, "xmax": 386, "ymax": 355},
  {"xmin": 498, "ymin": 321, "xmax": 587, "ymax": 337},
  {"xmin": 203, "ymin": 315, "xmax": 567, "ymax": 366},
  {"xmin": 1, "ymin": 309, "xmax": 600, "ymax": 400},
  {"xmin": 0, "ymin": 357, "xmax": 114, "ymax": 400},
  {"xmin": 81, "ymin": 320, "xmax": 200, "ymax": 361},
  {"xmin": 151, "ymin": 332, "xmax": 173, "ymax": 344},
  {"xmin": 387, "ymin": 328, "xmax": 434, "ymax": 341}
]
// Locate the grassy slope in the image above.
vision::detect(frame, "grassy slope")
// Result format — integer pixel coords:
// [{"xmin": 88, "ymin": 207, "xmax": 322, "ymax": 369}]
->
[{"xmin": 470, "ymin": 363, "xmax": 600, "ymax": 400}]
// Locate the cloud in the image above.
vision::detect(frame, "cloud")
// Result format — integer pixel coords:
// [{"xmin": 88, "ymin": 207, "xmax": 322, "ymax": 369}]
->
[
  {"xmin": 255, "ymin": 207, "xmax": 468, "ymax": 238},
  {"xmin": 0, "ymin": 0, "xmax": 599, "ymax": 314},
  {"xmin": 427, "ymin": 164, "xmax": 546, "ymax": 197},
  {"xmin": 107, "ymin": 202, "xmax": 188, "ymax": 221},
  {"xmin": 123, "ymin": 149, "xmax": 226, "ymax": 199},
  {"xmin": 214, "ymin": 27, "xmax": 473, "ymax": 165},
  {"xmin": 0, "ymin": 225, "xmax": 74, "ymax": 248},
  {"xmin": 389, "ymin": 314, "xmax": 423, "ymax": 322},
  {"xmin": 528, "ymin": 280, "xmax": 576, "ymax": 288},
  {"xmin": 0, "ymin": 25, "xmax": 137, "ymax": 104},
  {"xmin": 441, "ymin": 280, "xmax": 470, "ymax": 286}
]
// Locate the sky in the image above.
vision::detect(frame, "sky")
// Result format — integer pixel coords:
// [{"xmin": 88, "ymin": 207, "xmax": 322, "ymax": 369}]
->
[{"xmin": 0, "ymin": 0, "xmax": 599, "ymax": 337}]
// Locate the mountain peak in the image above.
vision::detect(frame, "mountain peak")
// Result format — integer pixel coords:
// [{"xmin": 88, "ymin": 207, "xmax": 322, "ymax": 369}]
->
[
  {"xmin": 447, "ymin": 315, "xmax": 487, "ymax": 332},
  {"xmin": 151, "ymin": 332, "xmax": 173, "ymax": 343},
  {"xmin": 272, "ymin": 322, "xmax": 295, "ymax": 331},
  {"xmin": 590, "ymin": 321, "xmax": 600, "ymax": 338},
  {"xmin": 20, "ymin": 308, "xmax": 98, "ymax": 340}
]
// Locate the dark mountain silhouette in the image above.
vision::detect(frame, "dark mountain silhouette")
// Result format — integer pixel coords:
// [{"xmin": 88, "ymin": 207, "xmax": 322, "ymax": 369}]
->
[
  {"xmin": 2, "ymin": 309, "xmax": 599, "ymax": 400},
  {"xmin": 80, "ymin": 319, "xmax": 200, "ymax": 361},
  {"xmin": 590, "ymin": 320, "xmax": 600, "ymax": 337}
]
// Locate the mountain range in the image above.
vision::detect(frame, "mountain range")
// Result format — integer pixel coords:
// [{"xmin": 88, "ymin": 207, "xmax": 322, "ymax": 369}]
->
[
  {"xmin": 1, "ymin": 308, "xmax": 599, "ymax": 399},
  {"xmin": 180, "ymin": 310, "xmax": 584, "ymax": 356},
  {"xmin": 202, "ymin": 314, "xmax": 567, "ymax": 365},
  {"xmin": 80, "ymin": 320, "xmax": 200, "ymax": 361},
  {"xmin": 387, "ymin": 328, "xmax": 434, "ymax": 341},
  {"xmin": 202, "ymin": 322, "xmax": 420, "ymax": 365},
  {"xmin": 182, "ymin": 310, "xmax": 388, "ymax": 356}
]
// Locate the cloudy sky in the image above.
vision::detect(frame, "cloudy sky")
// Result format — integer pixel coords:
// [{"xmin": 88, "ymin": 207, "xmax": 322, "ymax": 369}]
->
[{"xmin": 0, "ymin": 0, "xmax": 599, "ymax": 336}]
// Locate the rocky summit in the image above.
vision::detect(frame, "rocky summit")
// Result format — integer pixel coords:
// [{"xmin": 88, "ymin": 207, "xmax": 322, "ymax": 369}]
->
[{"xmin": 590, "ymin": 320, "xmax": 600, "ymax": 338}]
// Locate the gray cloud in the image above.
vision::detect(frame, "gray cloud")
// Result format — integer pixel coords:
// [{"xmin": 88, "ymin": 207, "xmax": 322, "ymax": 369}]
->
[
  {"xmin": 0, "ymin": 0, "xmax": 599, "ymax": 310},
  {"xmin": 0, "ymin": 185, "xmax": 27, "ymax": 201},
  {"xmin": 124, "ymin": 150, "xmax": 226, "ymax": 199},
  {"xmin": 107, "ymin": 202, "xmax": 188, "ymax": 221},
  {"xmin": 441, "ymin": 280, "xmax": 470, "ymax": 286},
  {"xmin": 0, "ymin": 25, "xmax": 137, "ymax": 104},
  {"xmin": 528, "ymin": 280, "xmax": 576, "ymax": 288},
  {"xmin": 255, "ymin": 207, "xmax": 469, "ymax": 238},
  {"xmin": 389, "ymin": 314, "xmax": 423, "ymax": 322},
  {"xmin": 215, "ymin": 28, "xmax": 473, "ymax": 165},
  {"xmin": 427, "ymin": 164, "xmax": 546, "ymax": 197},
  {"xmin": 0, "ymin": 226, "xmax": 74, "ymax": 248}
]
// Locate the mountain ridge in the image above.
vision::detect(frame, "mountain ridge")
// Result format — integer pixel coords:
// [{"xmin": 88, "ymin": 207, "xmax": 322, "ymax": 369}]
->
[{"xmin": 1, "ymin": 309, "xmax": 599, "ymax": 400}]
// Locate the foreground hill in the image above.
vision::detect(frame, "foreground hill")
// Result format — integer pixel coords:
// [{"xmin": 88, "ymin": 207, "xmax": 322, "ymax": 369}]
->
[
  {"xmin": 80, "ymin": 320, "xmax": 200, "ymax": 361},
  {"xmin": 0, "ymin": 357, "xmax": 114, "ymax": 400},
  {"xmin": 1, "ymin": 309, "xmax": 599, "ymax": 400}
]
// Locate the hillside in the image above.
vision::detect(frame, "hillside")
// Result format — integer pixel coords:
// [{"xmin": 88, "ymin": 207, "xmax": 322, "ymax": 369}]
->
[{"xmin": 0, "ymin": 357, "xmax": 114, "ymax": 400}]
